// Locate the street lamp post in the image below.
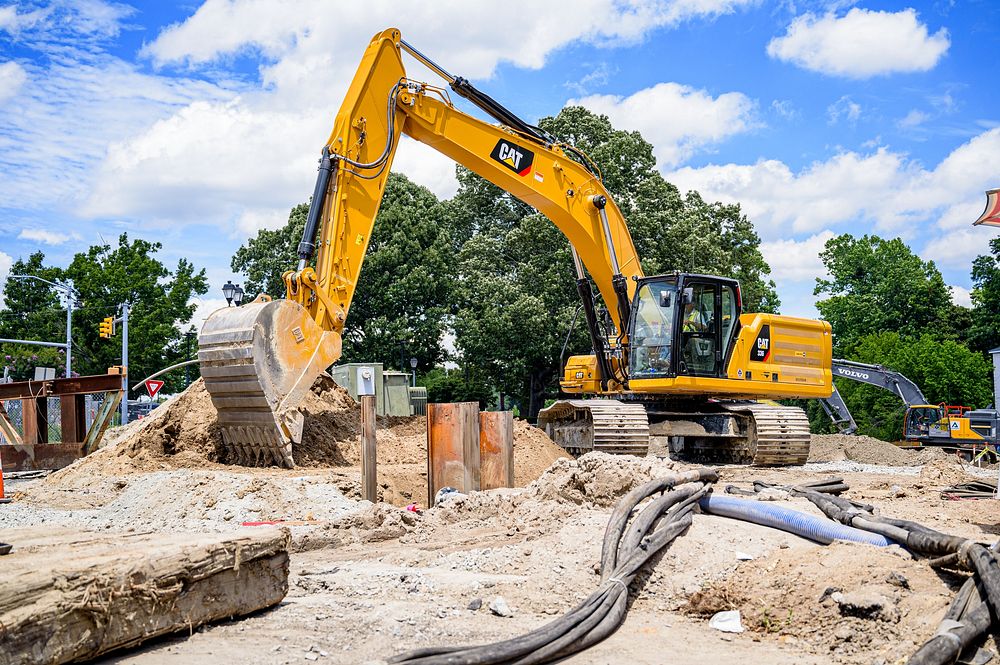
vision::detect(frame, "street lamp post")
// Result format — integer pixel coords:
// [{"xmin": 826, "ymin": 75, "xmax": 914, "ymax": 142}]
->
[
  {"xmin": 409, "ymin": 357, "xmax": 418, "ymax": 388},
  {"xmin": 222, "ymin": 280, "xmax": 236, "ymax": 306},
  {"xmin": 222, "ymin": 281, "xmax": 245, "ymax": 307},
  {"xmin": 8, "ymin": 275, "xmax": 78, "ymax": 378}
]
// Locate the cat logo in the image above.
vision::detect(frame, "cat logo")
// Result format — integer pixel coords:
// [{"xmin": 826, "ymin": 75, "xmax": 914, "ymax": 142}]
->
[
  {"xmin": 490, "ymin": 139, "xmax": 534, "ymax": 176},
  {"xmin": 750, "ymin": 325, "xmax": 771, "ymax": 362}
]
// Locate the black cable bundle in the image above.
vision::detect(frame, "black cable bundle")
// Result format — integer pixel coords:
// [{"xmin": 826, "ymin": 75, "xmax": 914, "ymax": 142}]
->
[
  {"xmin": 388, "ymin": 467, "xmax": 718, "ymax": 665},
  {"xmin": 941, "ymin": 481, "xmax": 998, "ymax": 500}
]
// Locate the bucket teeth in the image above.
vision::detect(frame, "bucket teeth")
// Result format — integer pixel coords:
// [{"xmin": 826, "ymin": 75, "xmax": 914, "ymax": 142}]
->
[{"xmin": 198, "ymin": 299, "xmax": 342, "ymax": 469}]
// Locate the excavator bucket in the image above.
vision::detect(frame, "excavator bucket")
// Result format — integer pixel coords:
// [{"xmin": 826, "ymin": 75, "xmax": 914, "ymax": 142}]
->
[{"xmin": 197, "ymin": 299, "xmax": 342, "ymax": 468}]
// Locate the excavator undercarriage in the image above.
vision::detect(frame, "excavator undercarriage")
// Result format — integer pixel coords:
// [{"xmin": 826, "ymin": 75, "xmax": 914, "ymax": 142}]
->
[{"xmin": 538, "ymin": 400, "xmax": 812, "ymax": 466}]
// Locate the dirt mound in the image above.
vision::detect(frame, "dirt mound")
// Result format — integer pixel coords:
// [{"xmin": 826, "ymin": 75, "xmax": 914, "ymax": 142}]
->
[
  {"xmin": 808, "ymin": 434, "xmax": 922, "ymax": 466},
  {"xmin": 526, "ymin": 452, "xmax": 685, "ymax": 507},
  {"xmin": 47, "ymin": 373, "xmax": 569, "ymax": 508},
  {"xmin": 916, "ymin": 458, "xmax": 973, "ymax": 487},
  {"xmin": 687, "ymin": 541, "xmax": 951, "ymax": 663}
]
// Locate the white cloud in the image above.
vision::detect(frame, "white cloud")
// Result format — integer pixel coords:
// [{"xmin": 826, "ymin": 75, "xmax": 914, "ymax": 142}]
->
[
  {"xmin": 767, "ymin": 8, "xmax": 950, "ymax": 78},
  {"xmin": 234, "ymin": 206, "xmax": 295, "ymax": 235},
  {"xmin": 0, "ymin": 5, "xmax": 49, "ymax": 35},
  {"xmin": 0, "ymin": 61, "xmax": 26, "ymax": 104},
  {"xmin": 0, "ymin": 4, "xmax": 237, "ymax": 215},
  {"xmin": 899, "ymin": 109, "xmax": 930, "ymax": 129},
  {"xmin": 82, "ymin": 0, "xmax": 756, "ymax": 228},
  {"xmin": 770, "ymin": 99, "xmax": 796, "ymax": 120},
  {"xmin": 667, "ymin": 128, "xmax": 1000, "ymax": 244},
  {"xmin": 950, "ymin": 284, "xmax": 972, "ymax": 308},
  {"xmin": 18, "ymin": 228, "xmax": 75, "ymax": 245},
  {"xmin": 391, "ymin": 137, "xmax": 461, "ymax": 200},
  {"xmin": 570, "ymin": 82, "xmax": 757, "ymax": 167},
  {"xmin": 189, "ymin": 296, "xmax": 229, "ymax": 330},
  {"xmin": 145, "ymin": 0, "xmax": 756, "ymax": 72},
  {"xmin": 761, "ymin": 230, "xmax": 835, "ymax": 282},
  {"xmin": 826, "ymin": 95, "xmax": 860, "ymax": 124}
]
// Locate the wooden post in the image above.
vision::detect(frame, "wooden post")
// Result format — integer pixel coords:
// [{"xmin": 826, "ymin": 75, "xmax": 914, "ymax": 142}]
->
[
  {"xmin": 480, "ymin": 411, "xmax": 514, "ymax": 490},
  {"xmin": 361, "ymin": 394, "xmax": 377, "ymax": 503},
  {"xmin": 426, "ymin": 402, "xmax": 481, "ymax": 506}
]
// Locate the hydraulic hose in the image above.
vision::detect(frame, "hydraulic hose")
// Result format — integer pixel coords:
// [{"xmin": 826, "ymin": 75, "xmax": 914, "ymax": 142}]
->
[
  {"xmin": 699, "ymin": 495, "xmax": 892, "ymax": 547},
  {"xmin": 389, "ymin": 471, "xmax": 1000, "ymax": 665}
]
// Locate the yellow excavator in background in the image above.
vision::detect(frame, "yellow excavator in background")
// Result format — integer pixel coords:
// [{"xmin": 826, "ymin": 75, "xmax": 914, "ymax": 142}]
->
[{"xmin": 198, "ymin": 28, "xmax": 834, "ymax": 469}]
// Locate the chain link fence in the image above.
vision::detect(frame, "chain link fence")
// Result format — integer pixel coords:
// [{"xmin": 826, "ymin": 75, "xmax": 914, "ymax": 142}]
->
[{"xmin": 0, "ymin": 395, "xmax": 113, "ymax": 444}]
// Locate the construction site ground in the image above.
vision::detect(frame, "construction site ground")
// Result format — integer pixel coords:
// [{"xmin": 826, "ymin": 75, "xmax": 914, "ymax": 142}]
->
[{"xmin": 3, "ymin": 379, "xmax": 999, "ymax": 664}]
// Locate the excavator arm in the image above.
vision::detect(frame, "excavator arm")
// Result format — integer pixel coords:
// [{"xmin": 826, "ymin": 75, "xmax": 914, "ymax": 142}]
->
[
  {"xmin": 818, "ymin": 359, "xmax": 931, "ymax": 434},
  {"xmin": 198, "ymin": 28, "xmax": 644, "ymax": 467}
]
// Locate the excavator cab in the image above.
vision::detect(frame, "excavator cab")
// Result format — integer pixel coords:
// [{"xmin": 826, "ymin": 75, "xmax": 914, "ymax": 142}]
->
[
  {"xmin": 627, "ymin": 274, "xmax": 741, "ymax": 380},
  {"xmin": 903, "ymin": 405, "xmax": 945, "ymax": 439}
]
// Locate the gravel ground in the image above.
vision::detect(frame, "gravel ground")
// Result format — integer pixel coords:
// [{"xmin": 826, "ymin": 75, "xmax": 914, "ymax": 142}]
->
[{"xmin": 4, "ymin": 431, "xmax": 999, "ymax": 664}]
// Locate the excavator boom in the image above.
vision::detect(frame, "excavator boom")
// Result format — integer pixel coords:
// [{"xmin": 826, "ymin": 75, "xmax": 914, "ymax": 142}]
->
[{"xmin": 199, "ymin": 28, "xmax": 643, "ymax": 466}]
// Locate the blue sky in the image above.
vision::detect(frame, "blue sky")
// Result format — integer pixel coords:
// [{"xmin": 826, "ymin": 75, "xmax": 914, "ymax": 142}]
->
[{"xmin": 1, "ymin": 0, "xmax": 998, "ymax": 326}]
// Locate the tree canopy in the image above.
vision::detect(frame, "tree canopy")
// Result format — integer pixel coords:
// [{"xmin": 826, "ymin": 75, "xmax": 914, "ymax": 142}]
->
[
  {"xmin": 970, "ymin": 237, "xmax": 1000, "ymax": 353},
  {"xmin": 814, "ymin": 234, "xmax": 955, "ymax": 355},
  {"xmin": 232, "ymin": 173, "xmax": 456, "ymax": 370},
  {"xmin": 1, "ymin": 235, "xmax": 207, "ymax": 391}
]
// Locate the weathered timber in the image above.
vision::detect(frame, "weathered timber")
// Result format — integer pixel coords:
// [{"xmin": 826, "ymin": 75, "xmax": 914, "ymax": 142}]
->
[{"xmin": 0, "ymin": 527, "xmax": 290, "ymax": 664}]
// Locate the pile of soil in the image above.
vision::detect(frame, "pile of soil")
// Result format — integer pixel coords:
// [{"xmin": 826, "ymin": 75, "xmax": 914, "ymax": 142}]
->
[
  {"xmin": 47, "ymin": 373, "xmax": 569, "ymax": 507},
  {"xmin": 808, "ymin": 433, "xmax": 924, "ymax": 466},
  {"xmin": 687, "ymin": 542, "xmax": 952, "ymax": 663}
]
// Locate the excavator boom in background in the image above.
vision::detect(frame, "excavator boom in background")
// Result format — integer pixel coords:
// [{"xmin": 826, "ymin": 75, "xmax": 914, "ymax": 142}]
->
[
  {"xmin": 819, "ymin": 359, "xmax": 999, "ymax": 449},
  {"xmin": 198, "ymin": 28, "xmax": 835, "ymax": 468}
]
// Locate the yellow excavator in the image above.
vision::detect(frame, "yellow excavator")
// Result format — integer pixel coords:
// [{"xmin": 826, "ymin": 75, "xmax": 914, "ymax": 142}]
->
[{"xmin": 198, "ymin": 28, "xmax": 834, "ymax": 468}]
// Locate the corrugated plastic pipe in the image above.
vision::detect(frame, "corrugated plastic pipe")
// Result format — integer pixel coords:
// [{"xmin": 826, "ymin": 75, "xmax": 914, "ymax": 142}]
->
[{"xmin": 699, "ymin": 494, "xmax": 893, "ymax": 547}]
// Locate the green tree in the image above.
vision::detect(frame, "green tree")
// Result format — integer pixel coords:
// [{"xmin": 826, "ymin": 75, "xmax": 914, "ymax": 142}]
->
[
  {"xmin": 231, "ymin": 203, "xmax": 309, "ymax": 298},
  {"xmin": 814, "ymin": 234, "xmax": 954, "ymax": 355},
  {"xmin": 0, "ymin": 251, "xmax": 66, "ymax": 348},
  {"xmin": 420, "ymin": 367, "xmax": 493, "ymax": 407},
  {"xmin": 66, "ymin": 234, "xmax": 208, "ymax": 392},
  {"xmin": 831, "ymin": 332, "xmax": 993, "ymax": 440},
  {"xmin": 454, "ymin": 212, "xmax": 586, "ymax": 418},
  {"xmin": 231, "ymin": 172, "xmax": 456, "ymax": 369},
  {"xmin": 970, "ymin": 237, "xmax": 1000, "ymax": 353}
]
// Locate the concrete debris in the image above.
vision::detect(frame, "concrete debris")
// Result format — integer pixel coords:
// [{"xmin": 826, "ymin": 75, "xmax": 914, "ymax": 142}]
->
[
  {"xmin": 489, "ymin": 596, "xmax": 514, "ymax": 618},
  {"xmin": 709, "ymin": 610, "xmax": 745, "ymax": 633}
]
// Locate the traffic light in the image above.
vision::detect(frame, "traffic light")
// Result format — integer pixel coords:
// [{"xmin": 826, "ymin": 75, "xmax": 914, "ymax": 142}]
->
[{"xmin": 99, "ymin": 316, "xmax": 114, "ymax": 339}]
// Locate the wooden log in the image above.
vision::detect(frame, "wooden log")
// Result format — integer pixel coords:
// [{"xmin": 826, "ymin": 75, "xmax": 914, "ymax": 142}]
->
[{"xmin": 0, "ymin": 527, "xmax": 290, "ymax": 664}]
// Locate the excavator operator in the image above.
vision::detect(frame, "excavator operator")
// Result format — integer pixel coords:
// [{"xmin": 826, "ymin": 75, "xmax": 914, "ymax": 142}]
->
[{"xmin": 682, "ymin": 301, "xmax": 708, "ymax": 332}]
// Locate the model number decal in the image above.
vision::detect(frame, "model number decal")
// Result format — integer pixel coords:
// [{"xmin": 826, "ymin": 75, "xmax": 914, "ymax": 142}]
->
[{"xmin": 750, "ymin": 325, "xmax": 771, "ymax": 362}]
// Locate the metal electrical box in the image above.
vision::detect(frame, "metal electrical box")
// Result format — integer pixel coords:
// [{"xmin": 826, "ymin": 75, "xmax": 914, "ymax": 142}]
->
[
  {"xmin": 409, "ymin": 387, "xmax": 428, "ymax": 415},
  {"xmin": 331, "ymin": 363, "xmax": 384, "ymax": 413},
  {"xmin": 382, "ymin": 372, "xmax": 412, "ymax": 417}
]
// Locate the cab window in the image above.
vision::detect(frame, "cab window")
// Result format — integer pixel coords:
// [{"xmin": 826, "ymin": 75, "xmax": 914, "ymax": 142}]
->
[
  {"xmin": 679, "ymin": 283, "xmax": 718, "ymax": 376},
  {"xmin": 721, "ymin": 285, "xmax": 738, "ymax": 352},
  {"xmin": 629, "ymin": 282, "xmax": 676, "ymax": 378}
]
